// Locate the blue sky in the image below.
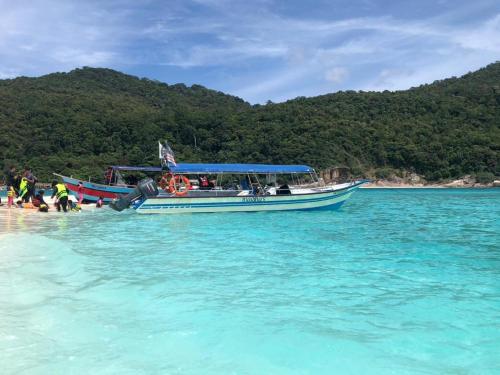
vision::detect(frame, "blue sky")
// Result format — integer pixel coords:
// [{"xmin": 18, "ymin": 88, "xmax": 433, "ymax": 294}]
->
[{"xmin": 0, "ymin": 0, "xmax": 499, "ymax": 103}]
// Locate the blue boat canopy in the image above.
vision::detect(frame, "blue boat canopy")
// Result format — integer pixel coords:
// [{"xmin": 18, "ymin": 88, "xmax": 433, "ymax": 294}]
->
[
  {"xmin": 111, "ymin": 163, "xmax": 314, "ymax": 174},
  {"xmin": 111, "ymin": 166, "xmax": 162, "ymax": 172},
  {"xmin": 170, "ymin": 163, "xmax": 314, "ymax": 174}
]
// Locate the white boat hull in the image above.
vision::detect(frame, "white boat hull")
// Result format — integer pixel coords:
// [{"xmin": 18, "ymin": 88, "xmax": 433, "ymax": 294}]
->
[{"xmin": 134, "ymin": 182, "xmax": 364, "ymax": 214}]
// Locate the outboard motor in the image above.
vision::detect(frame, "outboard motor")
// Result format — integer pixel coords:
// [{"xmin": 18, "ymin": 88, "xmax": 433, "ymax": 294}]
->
[{"xmin": 109, "ymin": 177, "xmax": 159, "ymax": 212}]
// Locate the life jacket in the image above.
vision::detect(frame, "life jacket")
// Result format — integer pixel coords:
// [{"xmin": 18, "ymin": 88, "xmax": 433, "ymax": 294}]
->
[
  {"xmin": 200, "ymin": 177, "xmax": 209, "ymax": 187},
  {"xmin": 19, "ymin": 177, "xmax": 28, "ymax": 198},
  {"xmin": 56, "ymin": 183, "xmax": 68, "ymax": 199},
  {"xmin": 7, "ymin": 187, "xmax": 15, "ymax": 197}
]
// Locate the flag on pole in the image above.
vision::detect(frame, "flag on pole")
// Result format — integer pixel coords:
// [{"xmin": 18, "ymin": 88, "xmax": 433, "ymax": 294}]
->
[{"xmin": 159, "ymin": 141, "xmax": 177, "ymax": 167}]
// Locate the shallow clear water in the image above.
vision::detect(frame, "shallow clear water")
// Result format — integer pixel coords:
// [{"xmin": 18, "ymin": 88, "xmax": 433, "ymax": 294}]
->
[{"xmin": 1, "ymin": 189, "xmax": 499, "ymax": 374}]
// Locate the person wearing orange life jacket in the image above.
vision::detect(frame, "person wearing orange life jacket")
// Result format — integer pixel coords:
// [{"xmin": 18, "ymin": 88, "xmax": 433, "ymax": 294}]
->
[{"xmin": 199, "ymin": 175, "xmax": 209, "ymax": 190}]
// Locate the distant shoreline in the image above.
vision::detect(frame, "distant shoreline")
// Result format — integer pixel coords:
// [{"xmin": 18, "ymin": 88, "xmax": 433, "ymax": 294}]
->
[{"xmin": 361, "ymin": 180, "xmax": 500, "ymax": 189}]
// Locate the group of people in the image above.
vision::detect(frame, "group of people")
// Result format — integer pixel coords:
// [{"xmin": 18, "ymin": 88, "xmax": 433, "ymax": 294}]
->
[
  {"xmin": 3, "ymin": 166, "xmax": 42, "ymax": 209},
  {"xmin": 2, "ymin": 166, "xmax": 104, "ymax": 212}
]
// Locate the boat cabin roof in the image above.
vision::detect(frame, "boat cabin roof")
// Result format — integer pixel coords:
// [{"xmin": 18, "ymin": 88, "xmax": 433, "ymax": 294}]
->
[
  {"xmin": 110, "ymin": 163, "xmax": 314, "ymax": 174},
  {"xmin": 110, "ymin": 166, "xmax": 162, "ymax": 172},
  {"xmin": 109, "ymin": 165, "xmax": 162, "ymax": 172}
]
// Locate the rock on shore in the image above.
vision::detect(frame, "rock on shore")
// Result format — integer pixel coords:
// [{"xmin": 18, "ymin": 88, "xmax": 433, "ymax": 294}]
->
[{"xmin": 363, "ymin": 174, "xmax": 497, "ymax": 188}]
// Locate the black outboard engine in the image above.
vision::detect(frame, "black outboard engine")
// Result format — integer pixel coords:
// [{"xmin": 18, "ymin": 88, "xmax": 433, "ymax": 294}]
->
[{"xmin": 109, "ymin": 178, "xmax": 159, "ymax": 212}]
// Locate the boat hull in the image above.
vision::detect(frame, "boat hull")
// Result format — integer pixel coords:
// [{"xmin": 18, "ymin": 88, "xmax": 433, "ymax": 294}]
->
[
  {"xmin": 57, "ymin": 175, "xmax": 133, "ymax": 203},
  {"xmin": 134, "ymin": 183, "xmax": 363, "ymax": 214}
]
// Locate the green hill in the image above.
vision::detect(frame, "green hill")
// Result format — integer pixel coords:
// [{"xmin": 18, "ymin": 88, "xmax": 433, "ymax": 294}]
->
[{"xmin": 1, "ymin": 63, "xmax": 499, "ymax": 182}]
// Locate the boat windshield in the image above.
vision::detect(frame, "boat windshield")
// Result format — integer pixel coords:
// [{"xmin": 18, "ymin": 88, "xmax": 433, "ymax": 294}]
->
[
  {"xmin": 104, "ymin": 164, "xmax": 322, "ymax": 195},
  {"xmin": 157, "ymin": 171, "xmax": 322, "ymax": 197}
]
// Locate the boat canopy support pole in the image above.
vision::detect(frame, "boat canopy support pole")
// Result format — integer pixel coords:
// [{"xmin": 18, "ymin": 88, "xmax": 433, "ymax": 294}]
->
[{"xmin": 312, "ymin": 170, "xmax": 323, "ymax": 186}]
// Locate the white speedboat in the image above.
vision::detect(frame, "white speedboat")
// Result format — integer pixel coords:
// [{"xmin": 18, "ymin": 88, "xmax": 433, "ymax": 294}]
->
[{"xmin": 110, "ymin": 163, "xmax": 368, "ymax": 214}]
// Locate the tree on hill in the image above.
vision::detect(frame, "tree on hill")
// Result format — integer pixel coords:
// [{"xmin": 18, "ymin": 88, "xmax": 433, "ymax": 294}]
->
[{"xmin": 0, "ymin": 63, "xmax": 499, "ymax": 182}]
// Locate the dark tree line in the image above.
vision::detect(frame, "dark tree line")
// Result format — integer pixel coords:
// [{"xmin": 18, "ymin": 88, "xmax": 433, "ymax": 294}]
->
[{"xmin": 1, "ymin": 63, "xmax": 499, "ymax": 182}]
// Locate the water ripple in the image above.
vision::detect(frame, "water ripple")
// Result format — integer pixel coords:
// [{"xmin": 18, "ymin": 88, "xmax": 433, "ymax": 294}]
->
[{"xmin": 1, "ymin": 189, "xmax": 499, "ymax": 374}]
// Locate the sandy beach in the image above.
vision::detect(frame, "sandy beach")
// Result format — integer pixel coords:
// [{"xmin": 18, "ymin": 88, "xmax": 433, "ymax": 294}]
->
[{"xmin": 0, "ymin": 194, "xmax": 102, "ymax": 233}]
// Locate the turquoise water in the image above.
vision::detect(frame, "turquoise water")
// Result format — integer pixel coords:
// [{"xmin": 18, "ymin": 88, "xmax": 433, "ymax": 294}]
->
[{"xmin": 1, "ymin": 189, "xmax": 499, "ymax": 374}]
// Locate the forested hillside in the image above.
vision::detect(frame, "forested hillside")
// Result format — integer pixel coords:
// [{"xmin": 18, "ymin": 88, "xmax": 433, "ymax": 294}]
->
[{"xmin": 1, "ymin": 63, "xmax": 499, "ymax": 182}]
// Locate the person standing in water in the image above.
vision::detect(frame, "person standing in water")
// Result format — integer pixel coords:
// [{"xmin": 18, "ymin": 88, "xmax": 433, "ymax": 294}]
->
[
  {"xmin": 22, "ymin": 167, "xmax": 37, "ymax": 202},
  {"xmin": 77, "ymin": 181, "xmax": 84, "ymax": 205},
  {"xmin": 4, "ymin": 166, "xmax": 17, "ymax": 208},
  {"xmin": 96, "ymin": 197, "xmax": 104, "ymax": 208},
  {"xmin": 18, "ymin": 176, "xmax": 30, "ymax": 202},
  {"xmin": 5, "ymin": 165, "xmax": 17, "ymax": 193},
  {"xmin": 33, "ymin": 190, "xmax": 49, "ymax": 211},
  {"xmin": 7, "ymin": 185, "xmax": 15, "ymax": 208},
  {"xmin": 51, "ymin": 180, "xmax": 69, "ymax": 212}
]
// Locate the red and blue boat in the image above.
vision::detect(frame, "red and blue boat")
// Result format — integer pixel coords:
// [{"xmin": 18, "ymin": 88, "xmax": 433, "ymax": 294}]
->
[{"xmin": 55, "ymin": 166, "xmax": 162, "ymax": 203}]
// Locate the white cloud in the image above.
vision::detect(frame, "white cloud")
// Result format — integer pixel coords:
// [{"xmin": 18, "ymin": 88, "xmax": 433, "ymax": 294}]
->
[
  {"xmin": 0, "ymin": 0, "xmax": 499, "ymax": 102},
  {"xmin": 51, "ymin": 50, "xmax": 115, "ymax": 66},
  {"xmin": 0, "ymin": 0, "xmax": 127, "ymax": 75},
  {"xmin": 233, "ymin": 66, "xmax": 311, "ymax": 101},
  {"xmin": 453, "ymin": 14, "xmax": 500, "ymax": 52},
  {"xmin": 325, "ymin": 67, "xmax": 349, "ymax": 83},
  {"xmin": 162, "ymin": 44, "xmax": 288, "ymax": 68}
]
